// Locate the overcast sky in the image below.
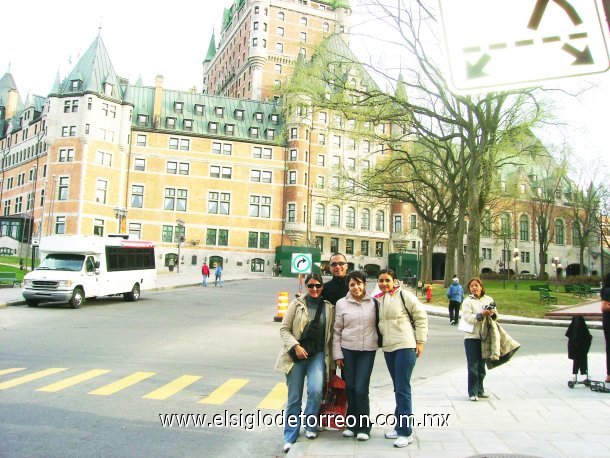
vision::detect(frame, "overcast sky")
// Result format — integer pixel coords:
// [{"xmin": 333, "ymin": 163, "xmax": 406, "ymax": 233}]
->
[{"xmin": 2, "ymin": 0, "xmax": 609, "ymax": 173}]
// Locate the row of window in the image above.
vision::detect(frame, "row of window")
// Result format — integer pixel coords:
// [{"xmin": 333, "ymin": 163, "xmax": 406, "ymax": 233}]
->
[
  {"xmin": 63, "ymin": 98, "xmax": 117, "ymax": 117},
  {"xmin": 314, "ymin": 236, "xmax": 385, "ymax": 257},
  {"xmin": 481, "ymin": 247, "xmax": 532, "ymax": 264},
  {"xmin": 482, "ymin": 212, "xmax": 581, "ymax": 245},
  {"xmin": 137, "ymin": 108, "xmax": 279, "ymax": 125},
  {"xmin": 286, "ymin": 204, "xmax": 389, "ymax": 232}
]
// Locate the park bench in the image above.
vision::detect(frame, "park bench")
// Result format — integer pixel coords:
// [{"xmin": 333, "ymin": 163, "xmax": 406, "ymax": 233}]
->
[
  {"xmin": 539, "ymin": 288, "xmax": 557, "ymax": 305},
  {"xmin": 530, "ymin": 284, "xmax": 550, "ymax": 291},
  {"xmin": 0, "ymin": 272, "xmax": 20, "ymax": 287},
  {"xmin": 564, "ymin": 285, "xmax": 574, "ymax": 293},
  {"xmin": 572, "ymin": 285, "xmax": 586, "ymax": 298}
]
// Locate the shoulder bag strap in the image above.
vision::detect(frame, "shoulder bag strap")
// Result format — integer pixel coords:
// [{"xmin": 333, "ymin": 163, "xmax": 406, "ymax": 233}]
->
[
  {"xmin": 399, "ymin": 290, "xmax": 416, "ymax": 330},
  {"xmin": 373, "ymin": 298, "xmax": 383, "ymax": 347}
]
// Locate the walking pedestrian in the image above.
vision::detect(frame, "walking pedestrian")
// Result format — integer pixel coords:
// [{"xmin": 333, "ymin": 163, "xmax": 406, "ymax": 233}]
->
[
  {"xmin": 275, "ymin": 273, "xmax": 335, "ymax": 453},
  {"xmin": 375, "ymin": 269, "xmax": 428, "ymax": 448},
  {"xmin": 461, "ymin": 277, "xmax": 497, "ymax": 401},
  {"xmin": 601, "ymin": 272, "xmax": 610, "ymax": 383},
  {"xmin": 333, "ymin": 271, "xmax": 378, "ymax": 441},
  {"xmin": 447, "ymin": 276, "xmax": 464, "ymax": 325},
  {"xmin": 201, "ymin": 262, "xmax": 210, "ymax": 287},
  {"xmin": 214, "ymin": 264, "xmax": 223, "ymax": 287}
]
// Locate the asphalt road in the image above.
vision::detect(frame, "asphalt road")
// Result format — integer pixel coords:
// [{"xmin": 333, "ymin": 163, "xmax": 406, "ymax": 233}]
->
[{"xmin": 0, "ymin": 279, "xmax": 606, "ymax": 457}]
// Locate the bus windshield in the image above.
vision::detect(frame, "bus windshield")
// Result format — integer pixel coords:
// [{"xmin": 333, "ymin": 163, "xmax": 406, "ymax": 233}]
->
[{"xmin": 37, "ymin": 254, "xmax": 85, "ymax": 271}]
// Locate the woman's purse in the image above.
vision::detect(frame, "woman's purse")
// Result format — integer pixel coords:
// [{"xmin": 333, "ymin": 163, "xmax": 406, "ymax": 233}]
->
[{"xmin": 287, "ymin": 299, "xmax": 324, "ymax": 362}]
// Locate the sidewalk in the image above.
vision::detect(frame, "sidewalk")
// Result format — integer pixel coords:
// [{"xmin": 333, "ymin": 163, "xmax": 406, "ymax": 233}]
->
[{"xmin": 288, "ymin": 352, "xmax": 610, "ymax": 457}]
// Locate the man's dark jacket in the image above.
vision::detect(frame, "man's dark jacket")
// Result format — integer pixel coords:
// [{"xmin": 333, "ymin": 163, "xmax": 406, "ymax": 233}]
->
[{"xmin": 323, "ymin": 275, "xmax": 349, "ymax": 305}]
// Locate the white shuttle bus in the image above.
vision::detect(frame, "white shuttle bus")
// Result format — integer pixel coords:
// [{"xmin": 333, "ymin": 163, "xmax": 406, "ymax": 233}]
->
[{"xmin": 22, "ymin": 235, "xmax": 156, "ymax": 308}]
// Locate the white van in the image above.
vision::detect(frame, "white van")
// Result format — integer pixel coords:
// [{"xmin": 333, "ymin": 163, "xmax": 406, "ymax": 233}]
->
[{"xmin": 22, "ymin": 235, "xmax": 157, "ymax": 308}]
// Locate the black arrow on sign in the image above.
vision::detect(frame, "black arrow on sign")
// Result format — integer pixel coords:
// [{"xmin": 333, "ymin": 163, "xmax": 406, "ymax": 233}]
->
[
  {"xmin": 561, "ymin": 43, "xmax": 594, "ymax": 64},
  {"xmin": 296, "ymin": 258, "xmax": 306, "ymax": 268},
  {"xmin": 528, "ymin": 0, "xmax": 583, "ymax": 30},
  {"xmin": 466, "ymin": 53, "xmax": 492, "ymax": 79}
]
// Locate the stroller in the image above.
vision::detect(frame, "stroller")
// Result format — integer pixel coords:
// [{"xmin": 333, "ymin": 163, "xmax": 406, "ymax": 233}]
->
[{"xmin": 565, "ymin": 316, "xmax": 610, "ymax": 393}]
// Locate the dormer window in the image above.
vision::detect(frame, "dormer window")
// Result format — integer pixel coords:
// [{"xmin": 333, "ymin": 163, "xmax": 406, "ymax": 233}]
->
[
  {"xmin": 166, "ymin": 117, "xmax": 176, "ymax": 128},
  {"xmin": 215, "ymin": 106, "xmax": 224, "ymax": 117},
  {"xmin": 184, "ymin": 119, "xmax": 193, "ymax": 131},
  {"xmin": 249, "ymin": 127, "xmax": 259, "ymax": 138},
  {"xmin": 71, "ymin": 80, "xmax": 81, "ymax": 91},
  {"xmin": 174, "ymin": 102, "xmax": 183, "ymax": 113},
  {"xmin": 209, "ymin": 122, "xmax": 219, "ymax": 133},
  {"xmin": 235, "ymin": 109, "xmax": 244, "ymax": 120},
  {"xmin": 270, "ymin": 113, "xmax": 279, "ymax": 124},
  {"xmin": 195, "ymin": 104, "xmax": 204, "ymax": 115},
  {"xmin": 225, "ymin": 124, "xmax": 235, "ymax": 135},
  {"xmin": 266, "ymin": 129, "xmax": 275, "ymax": 140},
  {"xmin": 138, "ymin": 114, "xmax": 148, "ymax": 126},
  {"xmin": 104, "ymin": 83, "xmax": 114, "ymax": 96},
  {"xmin": 254, "ymin": 112, "xmax": 263, "ymax": 122}
]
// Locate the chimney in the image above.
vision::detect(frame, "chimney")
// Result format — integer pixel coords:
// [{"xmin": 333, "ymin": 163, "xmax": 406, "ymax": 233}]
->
[{"xmin": 153, "ymin": 75, "xmax": 164, "ymax": 129}]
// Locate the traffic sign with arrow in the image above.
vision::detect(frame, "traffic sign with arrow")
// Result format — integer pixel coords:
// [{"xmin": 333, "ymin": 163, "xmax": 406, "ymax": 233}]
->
[{"xmin": 438, "ymin": 0, "xmax": 610, "ymax": 93}]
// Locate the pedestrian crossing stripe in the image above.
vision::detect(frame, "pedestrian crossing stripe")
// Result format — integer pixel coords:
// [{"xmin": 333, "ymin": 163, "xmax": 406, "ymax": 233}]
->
[
  {"xmin": 199, "ymin": 378, "xmax": 249, "ymax": 405},
  {"xmin": 0, "ymin": 368, "xmax": 287, "ymax": 409},
  {"xmin": 143, "ymin": 375, "xmax": 202, "ymax": 400},
  {"xmin": 36, "ymin": 369, "xmax": 111, "ymax": 393},
  {"xmin": 0, "ymin": 368, "xmax": 68, "ymax": 390},
  {"xmin": 257, "ymin": 382, "xmax": 287, "ymax": 410},
  {"xmin": 88, "ymin": 371, "xmax": 156, "ymax": 396}
]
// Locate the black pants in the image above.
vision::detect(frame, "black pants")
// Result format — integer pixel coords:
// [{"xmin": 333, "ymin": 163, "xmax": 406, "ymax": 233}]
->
[
  {"xmin": 603, "ymin": 312, "xmax": 610, "ymax": 377},
  {"xmin": 464, "ymin": 338, "xmax": 486, "ymax": 397},
  {"xmin": 448, "ymin": 300, "xmax": 461, "ymax": 323}
]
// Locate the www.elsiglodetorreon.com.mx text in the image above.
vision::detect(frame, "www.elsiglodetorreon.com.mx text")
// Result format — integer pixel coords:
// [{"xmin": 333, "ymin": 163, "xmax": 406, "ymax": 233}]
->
[{"xmin": 159, "ymin": 410, "xmax": 450, "ymax": 430}]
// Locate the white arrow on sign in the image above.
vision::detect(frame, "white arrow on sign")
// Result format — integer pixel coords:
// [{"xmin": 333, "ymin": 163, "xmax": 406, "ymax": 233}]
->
[{"xmin": 438, "ymin": 0, "xmax": 610, "ymax": 93}]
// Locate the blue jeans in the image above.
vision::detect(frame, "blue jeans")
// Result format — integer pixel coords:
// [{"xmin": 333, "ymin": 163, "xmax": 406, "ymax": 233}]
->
[
  {"xmin": 284, "ymin": 351, "xmax": 325, "ymax": 444},
  {"xmin": 383, "ymin": 348, "xmax": 417, "ymax": 437},
  {"xmin": 202, "ymin": 275, "xmax": 208, "ymax": 287},
  {"xmin": 342, "ymin": 348, "xmax": 376, "ymax": 434},
  {"xmin": 215, "ymin": 276, "xmax": 222, "ymax": 287},
  {"xmin": 464, "ymin": 338, "xmax": 486, "ymax": 397}
]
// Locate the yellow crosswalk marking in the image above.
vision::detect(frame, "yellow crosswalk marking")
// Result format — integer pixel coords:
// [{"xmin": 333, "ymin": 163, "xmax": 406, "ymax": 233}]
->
[
  {"xmin": 257, "ymin": 382, "xmax": 287, "ymax": 410},
  {"xmin": 143, "ymin": 375, "xmax": 202, "ymax": 400},
  {"xmin": 0, "ymin": 368, "xmax": 26, "ymax": 377},
  {"xmin": 88, "ymin": 372, "xmax": 156, "ymax": 396},
  {"xmin": 0, "ymin": 368, "xmax": 68, "ymax": 390},
  {"xmin": 199, "ymin": 378, "xmax": 249, "ymax": 405},
  {"xmin": 36, "ymin": 369, "xmax": 111, "ymax": 392}
]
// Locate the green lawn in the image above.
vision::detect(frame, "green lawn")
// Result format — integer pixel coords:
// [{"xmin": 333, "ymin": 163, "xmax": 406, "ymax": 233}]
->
[{"xmin": 426, "ymin": 280, "xmax": 586, "ymax": 318}]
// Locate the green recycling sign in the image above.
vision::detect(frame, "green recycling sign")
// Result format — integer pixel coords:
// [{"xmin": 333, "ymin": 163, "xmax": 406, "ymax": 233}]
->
[{"xmin": 291, "ymin": 253, "xmax": 312, "ymax": 274}]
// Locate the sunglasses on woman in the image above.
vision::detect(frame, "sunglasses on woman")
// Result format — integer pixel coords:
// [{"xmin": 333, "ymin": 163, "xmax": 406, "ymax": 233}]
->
[{"xmin": 306, "ymin": 283, "xmax": 323, "ymax": 289}]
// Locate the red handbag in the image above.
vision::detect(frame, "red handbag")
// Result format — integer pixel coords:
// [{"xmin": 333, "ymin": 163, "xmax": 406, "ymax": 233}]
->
[{"xmin": 320, "ymin": 374, "xmax": 347, "ymax": 429}]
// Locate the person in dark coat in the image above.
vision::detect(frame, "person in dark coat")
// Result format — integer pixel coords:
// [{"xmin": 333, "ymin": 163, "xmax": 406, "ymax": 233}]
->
[
  {"xmin": 323, "ymin": 253, "xmax": 349, "ymax": 306},
  {"xmin": 600, "ymin": 272, "xmax": 610, "ymax": 383},
  {"xmin": 565, "ymin": 315, "xmax": 592, "ymax": 376}
]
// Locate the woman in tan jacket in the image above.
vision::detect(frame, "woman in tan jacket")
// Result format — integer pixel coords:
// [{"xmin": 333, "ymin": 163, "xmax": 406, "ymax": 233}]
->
[
  {"xmin": 375, "ymin": 269, "xmax": 428, "ymax": 448},
  {"xmin": 275, "ymin": 273, "xmax": 335, "ymax": 453}
]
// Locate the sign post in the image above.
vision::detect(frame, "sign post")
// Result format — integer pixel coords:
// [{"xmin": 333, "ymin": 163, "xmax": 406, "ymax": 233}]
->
[{"xmin": 291, "ymin": 253, "xmax": 313, "ymax": 296}]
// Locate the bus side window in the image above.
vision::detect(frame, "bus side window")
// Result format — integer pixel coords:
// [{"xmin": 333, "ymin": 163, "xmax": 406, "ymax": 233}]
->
[{"xmin": 86, "ymin": 257, "xmax": 96, "ymax": 273}]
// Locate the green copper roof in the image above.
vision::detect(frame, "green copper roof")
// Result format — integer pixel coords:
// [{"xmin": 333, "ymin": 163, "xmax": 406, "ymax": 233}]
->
[
  {"xmin": 204, "ymin": 33, "xmax": 217, "ymax": 62},
  {"xmin": 0, "ymin": 72, "xmax": 24, "ymax": 111},
  {"xmin": 129, "ymin": 85, "xmax": 282, "ymax": 144},
  {"xmin": 319, "ymin": 0, "xmax": 350, "ymax": 9},
  {"xmin": 54, "ymin": 33, "xmax": 125, "ymax": 102},
  {"xmin": 395, "ymin": 73, "xmax": 407, "ymax": 102}
]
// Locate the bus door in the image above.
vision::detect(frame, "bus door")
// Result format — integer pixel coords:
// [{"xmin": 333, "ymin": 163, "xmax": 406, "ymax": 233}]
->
[{"xmin": 82, "ymin": 255, "xmax": 100, "ymax": 297}]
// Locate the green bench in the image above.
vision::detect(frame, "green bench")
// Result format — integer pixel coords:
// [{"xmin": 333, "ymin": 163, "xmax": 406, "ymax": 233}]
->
[
  {"xmin": 0, "ymin": 272, "xmax": 20, "ymax": 287},
  {"xmin": 530, "ymin": 284, "xmax": 550, "ymax": 291},
  {"xmin": 539, "ymin": 288, "xmax": 557, "ymax": 305},
  {"xmin": 572, "ymin": 285, "xmax": 587, "ymax": 298}
]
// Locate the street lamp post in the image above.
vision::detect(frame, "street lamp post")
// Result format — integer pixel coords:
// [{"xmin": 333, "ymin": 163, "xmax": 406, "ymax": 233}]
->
[
  {"xmin": 552, "ymin": 257, "xmax": 562, "ymax": 292},
  {"xmin": 176, "ymin": 219, "xmax": 185, "ymax": 273},
  {"xmin": 513, "ymin": 248, "xmax": 520, "ymax": 289},
  {"xmin": 113, "ymin": 207, "xmax": 127, "ymax": 234}
]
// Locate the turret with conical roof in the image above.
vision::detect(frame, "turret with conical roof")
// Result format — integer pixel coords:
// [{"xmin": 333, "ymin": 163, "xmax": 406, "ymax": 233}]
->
[{"xmin": 202, "ymin": 32, "xmax": 217, "ymax": 93}]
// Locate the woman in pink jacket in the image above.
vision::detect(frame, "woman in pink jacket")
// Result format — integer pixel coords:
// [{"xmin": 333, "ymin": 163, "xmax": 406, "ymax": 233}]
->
[{"xmin": 333, "ymin": 270, "xmax": 379, "ymax": 441}]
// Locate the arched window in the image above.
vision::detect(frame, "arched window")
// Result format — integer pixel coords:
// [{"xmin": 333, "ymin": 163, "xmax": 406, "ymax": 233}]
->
[
  {"xmin": 361, "ymin": 209, "xmax": 370, "ymax": 230},
  {"xmin": 346, "ymin": 207, "xmax": 355, "ymax": 229},
  {"xmin": 375, "ymin": 210, "xmax": 385, "ymax": 231},
  {"xmin": 519, "ymin": 214, "xmax": 529, "ymax": 241},
  {"xmin": 571, "ymin": 221, "xmax": 581, "ymax": 246},
  {"xmin": 481, "ymin": 210, "xmax": 492, "ymax": 237},
  {"xmin": 315, "ymin": 203, "xmax": 325, "ymax": 225},
  {"xmin": 500, "ymin": 213, "xmax": 511, "ymax": 237},
  {"xmin": 330, "ymin": 206, "xmax": 340, "ymax": 227},
  {"xmin": 555, "ymin": 219, "xmax": 565, "ymax": 245},
  {"xmin": 251, "ymin": 258, "xmax": 264, "ymax": 272}
]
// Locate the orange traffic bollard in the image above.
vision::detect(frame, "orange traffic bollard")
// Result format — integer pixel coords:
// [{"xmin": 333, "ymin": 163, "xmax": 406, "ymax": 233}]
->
[{"xmin": 274, "ymin": 291, "xmax": 290, "ymax": 322}]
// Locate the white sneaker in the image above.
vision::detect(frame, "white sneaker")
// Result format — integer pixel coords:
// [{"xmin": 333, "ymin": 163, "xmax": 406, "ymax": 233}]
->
[
  {"xmin": 342, "ymin": 429, "xmax": 355, "ymax": 437},
  {"xmin": 283, "ymin": 443, "xmax": 292, "ymax": 453},
  {"xmin": 384, "ymin": 429, "xmax": 398, "ymax": 439},
  {"xmin": 469, "ymin": 395, "xmax": 478, "ymax": 401},
  {"xmin": 394, "ymin": 435, "xmax": 414, "ymax": 448},
  {"xmin": 356, "ymin": 432, "xmax": 370, "ymax": 441},
  {"xmin": 305, "ymin": 430, "xmax": 317, "ymax": 439}
]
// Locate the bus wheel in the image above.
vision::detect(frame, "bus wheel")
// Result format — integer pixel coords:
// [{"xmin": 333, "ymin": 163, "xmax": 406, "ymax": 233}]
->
[
  {"xmin": 124, "ymin": 283, "xmax": 140, "ymax": 302},
  {"xmin": 69, "ymin": 287, "xmax": 85, "ymax": 309},
  {"xmin": 26, "ymin": 299, "xmax": 39, "ymax": 307}
]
